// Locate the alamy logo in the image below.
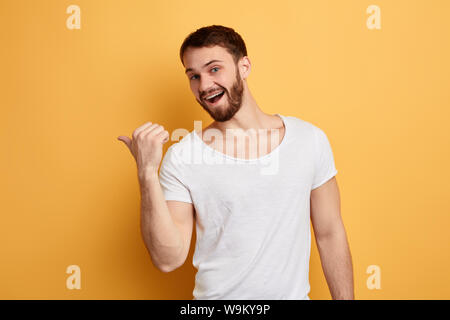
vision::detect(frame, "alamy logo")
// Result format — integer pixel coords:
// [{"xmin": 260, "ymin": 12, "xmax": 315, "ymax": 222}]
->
[
  {"xmin": 366, "ymin": 5, "xmax": 381, "ymax": 30},
  {"xmin": 170, "ymin": 120, "xmax": 281, "ymax": 175},
  {"xmin": 66, "ymin": 265, "xmax": 81, "ymax": 290},
  {"xmin": 366, "ymin": 265, "xmax": 381, "ymax": 289},
  {"xmin": 66, "ymin": 5, "xmax": 81, "ymax": 30}
]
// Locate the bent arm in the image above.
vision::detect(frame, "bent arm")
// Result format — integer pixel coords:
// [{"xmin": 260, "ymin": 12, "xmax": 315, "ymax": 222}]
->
[{"xmin": 139, "ymin": 172, "xmax": 185, "ymax": 272}]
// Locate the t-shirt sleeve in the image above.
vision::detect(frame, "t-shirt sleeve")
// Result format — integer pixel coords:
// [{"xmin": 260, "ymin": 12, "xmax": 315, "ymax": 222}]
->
[
  {"xmin": 311, "ymin": 126, "xmax": 338, "ymax": 190},
  {"xmin": 158, "ymin": 146, "xmax": 193, "ymax": 203}
]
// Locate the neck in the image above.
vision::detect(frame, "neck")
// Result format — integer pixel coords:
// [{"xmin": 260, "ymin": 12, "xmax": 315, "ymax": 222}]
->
[{"xmin": 209, "ymin": 81, "xmax": 277, "ymax": 133}]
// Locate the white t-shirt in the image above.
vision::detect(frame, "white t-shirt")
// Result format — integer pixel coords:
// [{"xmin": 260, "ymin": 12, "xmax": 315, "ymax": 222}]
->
[{"xmin": 158, "ymin": 114, "xmax": 338, "ymax": 300}]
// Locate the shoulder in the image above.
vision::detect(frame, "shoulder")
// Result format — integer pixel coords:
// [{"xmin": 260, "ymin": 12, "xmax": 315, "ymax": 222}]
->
[
  {"xmin": 282, "ymin": 115, "xmax": 335, "ymax": 154},
  {"xmin": 163, "ymin": 131, "xmax": 197, "ymax": 165},
  {"xmin": 283, "ymin": 114, "xmax": 323, "ymax": 136}
]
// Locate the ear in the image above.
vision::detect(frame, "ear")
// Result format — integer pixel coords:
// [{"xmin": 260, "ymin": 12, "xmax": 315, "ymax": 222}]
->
[{"xmin": 239, "ymin": 56, "xmax": 251, "ymax": 80}]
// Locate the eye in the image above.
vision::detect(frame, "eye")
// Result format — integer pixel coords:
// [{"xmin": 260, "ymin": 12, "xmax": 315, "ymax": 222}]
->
[{"xmin": 189, "ymin": 67, "xmax": 219, "ymax": 80}]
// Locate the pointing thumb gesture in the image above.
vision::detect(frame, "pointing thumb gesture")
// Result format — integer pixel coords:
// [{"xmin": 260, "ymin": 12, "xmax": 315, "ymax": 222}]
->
[
  {"xmin": 117, "ymin": 122, "xmax": 170, "ymax": 178},
  {"xmin": 117, "ymin": 135, "xmax": 132, "ymax": 153}
]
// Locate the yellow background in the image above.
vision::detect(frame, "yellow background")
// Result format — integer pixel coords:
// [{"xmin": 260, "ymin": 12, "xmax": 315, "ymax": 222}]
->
[{"xmin": 1, "ymin": 0, "xmax": 449, "ymax": 299}]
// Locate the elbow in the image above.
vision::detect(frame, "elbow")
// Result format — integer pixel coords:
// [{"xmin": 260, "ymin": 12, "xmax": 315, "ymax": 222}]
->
[
  {"xmin": 154, "ymin": 254, "xmax": 185, "ymax": 273},
  {"xmin": 158, "ymin": 264, "xmax": 174, "ymax": 273},
  {"xmin": 316, "ymin": 225, "xmax": 347, "ymax": 243},
  {"xmin": 143, "ymin": 243, "xmax": 184, "ymax": 273},
  {"xmin": 315, "ymin": 219, "xmax": 347, "ymax": 242},
  {"xmin": 145, "ymin": 242, "xmax": 186, "ymax": 273},
  {"xmin": 157, "ymin": 262, "xmax": 182, "ymax": 273}
]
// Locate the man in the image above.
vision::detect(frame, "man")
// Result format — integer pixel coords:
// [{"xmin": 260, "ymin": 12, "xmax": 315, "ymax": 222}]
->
[{"xmin": 117, "ymin": 25, "xmax": 354, "ymax": 300}]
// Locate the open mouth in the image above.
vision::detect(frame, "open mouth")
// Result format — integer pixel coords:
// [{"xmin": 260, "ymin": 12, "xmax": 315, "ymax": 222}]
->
[{"xmin": 205, "ymin": 90, "xmax": 225, "ymax": 105}]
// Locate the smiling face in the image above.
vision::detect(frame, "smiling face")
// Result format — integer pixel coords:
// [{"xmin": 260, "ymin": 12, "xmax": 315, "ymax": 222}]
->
[{"xmin": 183, "ymin": 45, "xmax": 245, "ymax": 122}]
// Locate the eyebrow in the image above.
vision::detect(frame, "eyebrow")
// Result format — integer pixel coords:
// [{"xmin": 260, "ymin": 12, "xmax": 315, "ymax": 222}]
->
[{"xmin": 185, "ymin": 59, "xmax": 224, "ymax": 74}]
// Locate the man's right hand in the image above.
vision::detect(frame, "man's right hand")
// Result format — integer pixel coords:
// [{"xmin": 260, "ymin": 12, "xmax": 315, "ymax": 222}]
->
[{"xmin": 117, "ymin": 122, "xmax": 170, "ymax": 178}]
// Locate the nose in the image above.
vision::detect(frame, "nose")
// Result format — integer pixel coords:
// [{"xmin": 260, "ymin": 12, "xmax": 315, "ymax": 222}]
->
[{"xmin": 198, "ymin": 75, "xmax": 217, "ymax": 98}]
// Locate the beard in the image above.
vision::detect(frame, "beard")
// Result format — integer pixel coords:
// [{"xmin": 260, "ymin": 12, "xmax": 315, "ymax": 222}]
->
[{"xmin": 196, "ymin": 65, "xmax": 244, "ymax": 122}]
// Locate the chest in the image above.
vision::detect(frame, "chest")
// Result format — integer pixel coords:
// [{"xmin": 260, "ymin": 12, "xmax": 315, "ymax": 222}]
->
[{"xmin": 200, "ymin": 127, "xmax": 286, "ymax": 160}]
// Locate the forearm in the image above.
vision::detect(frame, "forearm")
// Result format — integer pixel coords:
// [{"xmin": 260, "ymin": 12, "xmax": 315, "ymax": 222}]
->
[
  {"xmin": 138, "ymin": 171, "xmax": 184, "ymax": 272},
  {"xmin": 315, "ymin": 228, "xmax": 354, "ymax": 300}
]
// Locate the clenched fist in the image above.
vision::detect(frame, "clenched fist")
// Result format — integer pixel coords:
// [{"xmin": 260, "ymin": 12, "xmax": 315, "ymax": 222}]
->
[{"xmin": 117, "ymin": 122, "xmax": 170, "ymax": 179}]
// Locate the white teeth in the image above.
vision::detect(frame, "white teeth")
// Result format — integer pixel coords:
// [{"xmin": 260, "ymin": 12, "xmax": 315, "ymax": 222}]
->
[{"xmin": 206, "ymin": 91, "xmax": 224, "ymax": 100}]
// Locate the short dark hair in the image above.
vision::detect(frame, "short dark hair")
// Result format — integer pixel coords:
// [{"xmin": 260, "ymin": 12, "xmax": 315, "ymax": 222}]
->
[{"xmin": 179, "ymin": 25, "xmax": 248, "ymax": 66}]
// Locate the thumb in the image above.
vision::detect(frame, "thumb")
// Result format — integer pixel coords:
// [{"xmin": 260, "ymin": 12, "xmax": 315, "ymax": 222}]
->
[{"xmin": 117, "ymin": 135, "xmax": 132, "ymax": 151}]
